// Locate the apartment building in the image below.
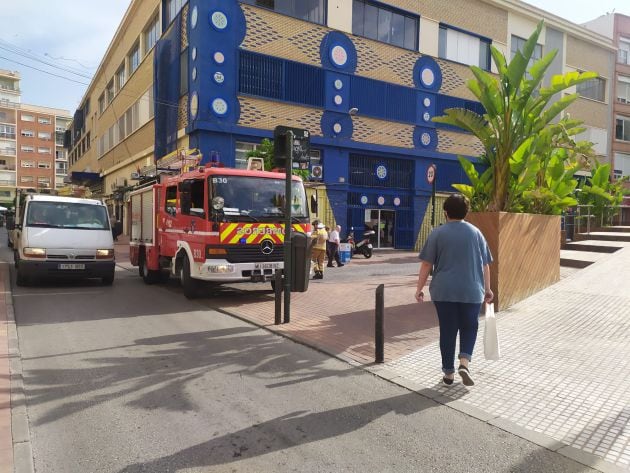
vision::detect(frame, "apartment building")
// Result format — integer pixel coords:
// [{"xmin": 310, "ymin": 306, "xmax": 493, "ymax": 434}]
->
[
  {"xmin": 68, "ymin": 0, "xmax": 614, "ymax": 248},
  {"xmin": 584, "ymin": 12, "xmax": 630, "ymax": 180},
  {"xmin": 0, "ymin": 69, "xmax": 20, "ymax": 207}
]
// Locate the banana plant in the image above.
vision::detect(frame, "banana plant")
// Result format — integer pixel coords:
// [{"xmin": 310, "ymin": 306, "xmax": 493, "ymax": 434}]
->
[
  {"xmin": 577, "ymin": 162, "xmax": 629, "ymax": 225},
  {"xmin": 434, "ymin": 20, "xmax": 598, "ymax": 214}
]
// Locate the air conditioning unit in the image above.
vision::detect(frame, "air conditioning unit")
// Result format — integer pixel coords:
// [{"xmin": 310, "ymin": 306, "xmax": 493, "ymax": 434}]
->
[
  {"xmin": 311, "ymin": 165, "xmax": 323, "ymax": 180},
  {"xmin": 130, "ymin": 172, "xmax": 140, "ymax": 180}
]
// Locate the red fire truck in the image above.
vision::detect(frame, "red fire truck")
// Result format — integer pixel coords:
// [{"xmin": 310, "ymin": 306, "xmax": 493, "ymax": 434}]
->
[{"xmin": 129, "ymin": 154, "xmax": 311, "ymax": 298}]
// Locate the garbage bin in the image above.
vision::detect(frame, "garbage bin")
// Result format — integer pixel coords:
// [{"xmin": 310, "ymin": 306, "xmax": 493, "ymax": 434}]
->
[{"xmin": 339, "ymin": 243, "xmax": 352, "ymax": 264}]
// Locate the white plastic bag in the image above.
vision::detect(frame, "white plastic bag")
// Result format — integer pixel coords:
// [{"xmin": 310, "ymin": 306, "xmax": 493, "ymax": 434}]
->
[{"xmin": 484, "ymin": 303, "xmax": 501, "ymax": 360}]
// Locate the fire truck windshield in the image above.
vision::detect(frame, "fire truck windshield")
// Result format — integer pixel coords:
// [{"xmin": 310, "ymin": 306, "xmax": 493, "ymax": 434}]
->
[{"xmin": 210, "ymin": 176, "xmax": 308, "ymax": 220}]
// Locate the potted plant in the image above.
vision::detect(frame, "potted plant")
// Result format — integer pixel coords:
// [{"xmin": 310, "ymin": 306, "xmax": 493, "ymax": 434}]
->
[{"xmin": 433, "ymin": 21, "xmax": 598, "ymax": 310}]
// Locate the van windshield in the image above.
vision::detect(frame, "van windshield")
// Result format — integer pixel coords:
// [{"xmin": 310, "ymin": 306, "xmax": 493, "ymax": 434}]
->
[{"xmin": 26, "ymin": 201, "xmax": 110, "ymax": 230}]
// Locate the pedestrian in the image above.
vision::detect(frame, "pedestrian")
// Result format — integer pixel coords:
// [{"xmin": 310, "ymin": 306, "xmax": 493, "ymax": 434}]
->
[
  {"xmin": 415, "ymin": 194, "xmax": 493, "ymax": 387},
  {"xmin": 311, "ymin": 222, "xmax": 328, "ymax": 279},
  {"xmin": 325, "ymin": 225, "xmax": 331, "ymax": 265},
  {"xmin": 327, "ymin": 224, "xmax": 344, "ymax": 267}
]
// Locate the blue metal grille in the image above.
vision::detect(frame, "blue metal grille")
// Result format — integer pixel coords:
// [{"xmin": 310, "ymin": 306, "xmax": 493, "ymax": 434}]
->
[
  {"xmin": 435, "ymin": 94, "xmax": 486, "ymax": 131},
  {"xmin": 350, "ymin": 76, "xmax": 416, "ymax": 123},
  {"xmin": 349, "ymin": 154, "xmax": 413, "ymax": 189},
  {"xmin": 239, "ymin": 51, "xmax": 324, "ymax": 107}
]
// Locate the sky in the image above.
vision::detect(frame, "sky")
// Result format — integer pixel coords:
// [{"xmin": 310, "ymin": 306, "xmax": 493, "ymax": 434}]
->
[{"xmin": 1, "ymin": 0, "xmax": 629, "ymax": 115}]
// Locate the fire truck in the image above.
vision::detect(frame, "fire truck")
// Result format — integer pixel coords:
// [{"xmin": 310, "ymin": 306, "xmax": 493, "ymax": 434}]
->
[{"xmin": 129, "ymin": 151, "xmax": 311, "ymax": 298}]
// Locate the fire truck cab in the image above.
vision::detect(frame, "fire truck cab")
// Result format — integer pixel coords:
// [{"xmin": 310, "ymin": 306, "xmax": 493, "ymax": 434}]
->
[{"xmin": 129, "ymin": 159, "xmax": 310, "ymax": 298}]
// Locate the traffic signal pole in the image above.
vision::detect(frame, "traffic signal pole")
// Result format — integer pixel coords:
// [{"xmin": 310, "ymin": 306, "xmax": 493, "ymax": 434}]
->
[{"xmin": 283, "ymin": 131, "xmax": 294, "ymax": 324}]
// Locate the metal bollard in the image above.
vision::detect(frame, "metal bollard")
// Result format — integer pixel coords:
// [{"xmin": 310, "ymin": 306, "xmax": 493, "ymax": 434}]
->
[
  {"xmin": 274, "ymin": 270, "xmax": 282, "ymax": 325},
  {"xmin": 375, "ymin": 284, "xmax": 384, "ymax": 363}
]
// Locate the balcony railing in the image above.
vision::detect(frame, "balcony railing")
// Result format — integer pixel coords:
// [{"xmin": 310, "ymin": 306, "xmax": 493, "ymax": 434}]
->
[
  {"xmin": 0, "ymin": 147, "xmax": 16, "ymax": 156},
  {"xmin": 0, "ymin": 164, "xmax": 16, "ymax": 171},
  {"xmin": 0, "ymin": 179, "xmax": 16, "ymax": 186},
  {"xmin": 0, "ymin": 84, "xmax": 19, "ymax": 93},
  {"xmin": 0, "ymin": 132, "xmax": 15, "ymax": 140}
]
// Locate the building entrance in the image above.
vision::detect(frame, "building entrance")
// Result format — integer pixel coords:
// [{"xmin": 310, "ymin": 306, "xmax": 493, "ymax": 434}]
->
[{"xmin": 366, "ymin": 209, "xmax": 395, "ymax": 248}]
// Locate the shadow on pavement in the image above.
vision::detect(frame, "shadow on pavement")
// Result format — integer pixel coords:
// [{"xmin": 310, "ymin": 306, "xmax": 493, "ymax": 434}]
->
[{"xmin": 23, "ymin": 327, "xmax": 364, "ymax": 427}]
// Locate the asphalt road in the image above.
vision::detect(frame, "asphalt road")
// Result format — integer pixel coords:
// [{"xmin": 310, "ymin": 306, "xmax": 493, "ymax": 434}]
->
[{"xmin": 3, "ymin": 239, "xmax": 595, "ymax": 473}]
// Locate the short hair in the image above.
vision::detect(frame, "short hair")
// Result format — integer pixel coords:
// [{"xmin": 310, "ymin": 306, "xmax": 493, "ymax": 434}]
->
[{"xmin": 443, "ymin": 194, "xmax": 469, "ymax": 220}]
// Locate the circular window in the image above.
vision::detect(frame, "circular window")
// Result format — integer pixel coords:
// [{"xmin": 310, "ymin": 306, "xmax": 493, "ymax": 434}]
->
[
  {"xmin": 213, "ymin": 51, "xmax": 225, "ymax": 64},
  {"xmin": 330, "ymin": 45, "xmax": 348, "ymax": 67},
  {"xmin": 190, "ymin": 92, "xmax": 199, "ymax": 119},
  {"xmin": 211, "ymin": 98, "xmax": 229, "ymax": 116},
  {"xmin": 376, "ymin": 165, "xmax": 387, "ymax": 180},
  {"xmin": 360, "ymin": 195, "xmax": 368, "ymax": 205},
  {"xmin": 210, "ymin": 11, "xmax": 228, "ymax": 31},
  {"xmin": 334, "ymin": 95, "xmax": 343, "ymax": 105},
  {"xmin": 421, "ymin": 132, "xmax": 431, "ymax": 146},
  {"xmin": 423, "ymin": 97, "xmax": 431, "ymax": 107},
  {"xmin": 393, "ymin": 197, "xmax": 401, "ymax": 207},
  {"xmin": 213, "ymin": 71, "xmax": 225, "ymax": 85},
  {"xmin": 377, "ymin": 196, "xmax": 385, "ymax": 206},
  {"xmin": 423, "ymin": 112, "xmax": 431, "ymax": 122},
  {"xmin": 191, "ymin": 6, "xmax": 198, "ymax": 29},
  {"xmin": 334, "ymin": 79, "xmax": 343, "ymax": 90},
  {"xmin": 191, "ymin": 47, "xmax": 197, "ymax": 61},
  {"xmin": 421, "ymin": 68, "xmax": 435, "ymax": 87},
  {"xmin": 333, "ymin": 123, "xmax": 342, "ymax": 134},
  {"xmin": 192, "ymin": 67, "xmax": 197, "ymax": 81}
]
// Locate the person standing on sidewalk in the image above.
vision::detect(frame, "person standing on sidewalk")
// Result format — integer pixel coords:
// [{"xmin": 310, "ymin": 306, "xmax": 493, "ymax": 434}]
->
[
  {"xmin": 311, "ymin": 222, "xmax": 328, "ymax": 279},
  {"xmin": 327, "ymin": 225, "xmax": 344, "ymax": 268},
  {"xmin": 414, "ymin": 194, "xmax": 493, "ymax": 387}
]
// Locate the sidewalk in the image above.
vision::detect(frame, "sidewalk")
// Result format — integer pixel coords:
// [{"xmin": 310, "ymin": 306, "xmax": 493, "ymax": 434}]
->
[{"xmin": 114, "ymin": 236, "xmax": 630, "ymax": 471}]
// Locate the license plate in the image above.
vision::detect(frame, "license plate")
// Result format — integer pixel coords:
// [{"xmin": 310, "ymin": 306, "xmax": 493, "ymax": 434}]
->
[
  {"xmin": 58, "ymin": 263, "xmax": 85, "ymax": 270},
  {"xmin": 254, "ymin": 263, "xmax": 280, "ymax": 270}
]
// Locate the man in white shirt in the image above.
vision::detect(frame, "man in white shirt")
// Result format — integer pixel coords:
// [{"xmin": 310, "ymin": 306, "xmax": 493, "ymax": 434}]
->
[{"xmin": 326, "ymin": 225, "xmax": 344, "ymax": 267}]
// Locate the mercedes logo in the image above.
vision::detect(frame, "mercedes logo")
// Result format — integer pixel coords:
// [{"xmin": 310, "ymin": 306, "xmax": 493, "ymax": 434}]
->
[{"xmin": 260, "ymin": 240, "xmax": 274, "ymax": 255}]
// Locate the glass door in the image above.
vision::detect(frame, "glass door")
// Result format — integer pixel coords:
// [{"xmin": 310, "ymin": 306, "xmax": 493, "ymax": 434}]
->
[{"xmin": 365, "ymin": 209, "xmax": 395, "ymax": 248}]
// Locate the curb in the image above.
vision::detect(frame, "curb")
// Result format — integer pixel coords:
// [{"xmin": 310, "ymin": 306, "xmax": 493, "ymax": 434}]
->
[{"xmin": 2, "ymin": 263, "xmax": 34, "ymax": 473}]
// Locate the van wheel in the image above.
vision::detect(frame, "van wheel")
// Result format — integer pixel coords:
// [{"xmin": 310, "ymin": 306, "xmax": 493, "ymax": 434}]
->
[
  {"xmin": 180, "ymin": 255, "xmax": 199, "ymax": 299},
  {"xmin": 140, "ymin": 253, "xmax": 160, "ymax": 285}
]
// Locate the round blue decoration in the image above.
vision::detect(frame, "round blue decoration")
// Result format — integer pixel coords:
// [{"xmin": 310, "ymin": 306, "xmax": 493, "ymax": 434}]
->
[
  {"xmin": 376, "ymin": 165, "xmax": 388, "ymax": 180},
  {"xmin": 320, "ymin": 31, "xmax": 357, "ymax": 73},
  {"xmin": 413, "ymin": 56, "xmax": 443, "ymax": 91}
]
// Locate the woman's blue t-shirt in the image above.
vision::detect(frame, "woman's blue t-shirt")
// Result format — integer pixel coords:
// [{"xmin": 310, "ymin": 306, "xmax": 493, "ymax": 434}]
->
[{"xmin": 419, "ymin": 220, "xmax": 492, "ymax": 303}]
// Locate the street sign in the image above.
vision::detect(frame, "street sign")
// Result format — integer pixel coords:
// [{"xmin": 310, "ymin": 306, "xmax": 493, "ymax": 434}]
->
[
  {"xmin": 426, "ymin": 164, "xmax": 436, "ymax": 184},
  {"xmin": 274, "ymin": 126, "xmax": 311, "ymax": 168}
]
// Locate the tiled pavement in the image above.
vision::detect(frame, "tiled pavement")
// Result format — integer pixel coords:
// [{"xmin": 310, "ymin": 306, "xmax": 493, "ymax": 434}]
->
[{"xmin": 112, "ymin": 237, "xmax": 630, "ymax": 471}]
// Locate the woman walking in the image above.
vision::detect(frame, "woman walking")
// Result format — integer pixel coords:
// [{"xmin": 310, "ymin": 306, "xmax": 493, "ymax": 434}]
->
[{"xmin": 415, "ymin": 194, "xmax": 493, "ymax": 386}]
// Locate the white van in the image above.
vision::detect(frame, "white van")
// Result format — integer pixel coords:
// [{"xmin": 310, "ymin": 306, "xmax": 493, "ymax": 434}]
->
[{"xmin": 13, "ymin": 195, "xmax": 115, "ymax": 286}]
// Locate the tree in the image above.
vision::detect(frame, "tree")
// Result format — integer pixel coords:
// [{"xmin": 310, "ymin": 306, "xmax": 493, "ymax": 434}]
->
[
  {"xmin": 246, "ymin": 138, "xmax": 310, "ymax": 180},
  {"xmin": 433, "ymin": 21, "xmax": 598, "ymax": 215}
]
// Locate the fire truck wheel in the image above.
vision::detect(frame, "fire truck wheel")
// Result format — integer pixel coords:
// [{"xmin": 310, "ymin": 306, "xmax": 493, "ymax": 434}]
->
[
  {"xmin": 181, "ymin": 255, "xmax": 200, "ymax": 299},
  {"xmin": 140, "ymin": 253, "xmax": 161, "ymax": 285}
]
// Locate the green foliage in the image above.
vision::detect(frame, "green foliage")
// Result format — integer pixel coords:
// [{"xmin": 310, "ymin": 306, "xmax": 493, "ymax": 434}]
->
[
  {"xmin": 433, "ymin": 20, "xmax": 598, "ymax": 214},
  {"xmin": 577, "ymin": 162, "xmax": 629, "ymax": 225},
  {"xmin": 245, "ymin": 138, "xmax": 310, "ymax": 180}
]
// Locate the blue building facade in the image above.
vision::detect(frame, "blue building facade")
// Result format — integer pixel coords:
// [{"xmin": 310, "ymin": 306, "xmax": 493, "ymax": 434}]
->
[{"xmin": 154, "ymin": 0, "xmax": 486, "ymax": 249}]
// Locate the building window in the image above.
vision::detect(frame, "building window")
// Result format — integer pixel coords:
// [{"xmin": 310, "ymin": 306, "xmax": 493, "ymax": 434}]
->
[
  {"xmin": 106, "ymin": 79, "xmax": 115, "ymax": 104},
  {"xmin": 614, "ymin": 152, "xmax": 630, "ymax": 179},
  {"xmin": 165, "ymin": 0, "xmax": 187, "ymax": 25},
  {"xmin": 38, "ymin": 117, "xmax": 52, "ymax": 125},
  {"xmin": 577, "ymin": 75, "xmax": 606, "ymax": 102},
  {"xmin": 352, "ymin": 0, "xmax": 417, "ymax": 50},
  {"xmin": 616, "ymin": 116, "xmax": 630, "ymax": 142},
  {"xmin": 20, "ymin": 145, "xmax": 34, "ymax": 153},
  {"xmin": 21, "ymin": 130, "xmax": 34, "ymax": 138},
  {"xmin": 56, "ymin": 150, "xmax": 66, "ymax": 160},
  {"xmin": 510, "ymin": 35, "xmax": 542, "ymax": 71},
  {"xmin": 144, "ymin": 14, "xmax": 160, "ymax": 55},
  {"xmin": 129, "ymin": 43, "xmax": 140, "ymax": 75},
  {"xmin": 20, "ymin": 176, "xmax": 33, "ymax": 183},
  {"xmin": 38, "ymin": 132, "xmax": 51, "ymax": 140},
  {"xmin": 21, "ymin": 160, "xmax": 35, "ymax": 168},
  {"xmin": 617, "ymin": 76, "xmax": 630, "ymax": 104},
  {"xmin": 619, "ymin": 38, "xmax": 630, "ymax": 66},
  {"xmin": 38, "ymin": 147, "xmax": 51, "ymax": 154},
  {"xmin": 241, "ymin": 0, "xmax": 326, "ymax": 25},
  {"xmin": 439, "ymin": 25, "xmax": 491, "ymax": 70},
  {"xmin": 0, "ymin": 124, "xmax": 15, "ymax": 139},
  {"xmin": 38, "ymin": 161, "xmax": 51, "ymax": 169},
  {"xmin": 37, "ymin": 177, "xmax": 50, "ymax": 187},
  {"xmin": 98, "ymin": 93, "xmax": 106, "ymax": 114},
  {"xmin": 116, "ymin": 64, "xmax": 126, "ymax": 92},
  {"xmin": 21, "ymin": 114, "xmax": 34, "ymax": 122}
]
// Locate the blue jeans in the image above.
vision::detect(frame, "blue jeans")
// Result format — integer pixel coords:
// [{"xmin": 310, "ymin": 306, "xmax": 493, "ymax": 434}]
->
[{"xmin": 433, "ymin": 301, "xmax": 482, "ymax": 374}]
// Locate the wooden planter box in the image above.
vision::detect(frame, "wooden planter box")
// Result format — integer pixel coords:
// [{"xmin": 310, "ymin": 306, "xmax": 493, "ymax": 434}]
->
[{"xmin": 466, "ymin": 212, "xmax": 560, "ymax": 311}]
